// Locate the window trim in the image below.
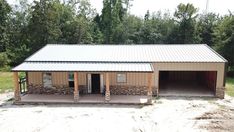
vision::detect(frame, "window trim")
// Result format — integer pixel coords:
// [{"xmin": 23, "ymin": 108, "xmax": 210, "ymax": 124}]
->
[{"xmin": 116, "ymin": 73, "xmax": 127, "ymax": 83}]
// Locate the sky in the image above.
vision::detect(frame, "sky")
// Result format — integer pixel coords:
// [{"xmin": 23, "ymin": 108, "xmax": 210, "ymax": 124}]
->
[{"xmin": 7, "ymin": 0, "xmax": 234, "ymax": 17}]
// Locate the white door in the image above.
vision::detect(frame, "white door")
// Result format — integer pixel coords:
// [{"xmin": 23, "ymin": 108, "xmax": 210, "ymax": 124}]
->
[{"xmin": 88, "ymin": 74, "xmax": 92, "ymax": 93}]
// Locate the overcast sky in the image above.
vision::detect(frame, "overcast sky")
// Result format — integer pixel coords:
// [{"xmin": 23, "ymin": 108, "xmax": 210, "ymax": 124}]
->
[{"xmin": 7, "ymin": 0, "xmax": 234, "ymax": 17}]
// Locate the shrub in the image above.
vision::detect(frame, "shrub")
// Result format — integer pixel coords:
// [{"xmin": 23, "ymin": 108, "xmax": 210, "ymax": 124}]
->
[{"xmin": 0, "ymin": 52, "xmax": 9, "ymax": 68}]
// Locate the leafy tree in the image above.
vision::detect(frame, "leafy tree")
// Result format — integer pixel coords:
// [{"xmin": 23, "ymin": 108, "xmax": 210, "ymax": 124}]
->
[
  {"xmin": 122, "ymin": 14, "xmax": 143, "ymax": 44},
  {"xmin": 27, "ymin": 0, "xmax": 62, "ymax": 53},
  {"xmin": 144, "ymin": 10, "xmax": 150, "ymax": 21},
  {"xmin": 214, "ymin": 14, "xmax": 234, "ymax": 66},
  {"xmin": 0, "ymin": 0, "xmax": 11, "ymax": 52},
  {"xmin": 197, "ymin": 13, "xmax": 219, "ymax": 46},
  {"xmin": 7, "ymin": 0, "xmax": 31, "ymax": 65},
  {"xmin": 100, "ymin": 0, "xmax": 128, "ymax": 44},
  {"xmin": 173, "ymin": 3, "xmax": 199, "ymax": 44},
  {"xmin": 100, "ymin": 0, "xmax": 112, "ymax": 43},
  {"xmin": 139, "ymin": 11, "xmax": 175, "ymax": 44}
]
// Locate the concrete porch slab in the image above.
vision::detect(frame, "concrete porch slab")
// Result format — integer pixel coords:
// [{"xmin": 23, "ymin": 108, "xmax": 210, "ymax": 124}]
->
[{"xmin": 17, "ymin": 94, "xmax": 150, "ymax": 105}]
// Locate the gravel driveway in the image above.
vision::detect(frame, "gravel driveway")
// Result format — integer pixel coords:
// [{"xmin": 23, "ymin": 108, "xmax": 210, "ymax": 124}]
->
[{"xmin": 0, "ymin": 93, "xmax": 234, "ymax": 132}]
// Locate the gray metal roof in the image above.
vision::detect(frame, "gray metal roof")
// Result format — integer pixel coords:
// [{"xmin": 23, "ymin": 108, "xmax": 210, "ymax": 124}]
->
[
  {"xmin": 12, "ymin": 62, "xmax": 154, "ymax": 72},
  {"xmin": 25, "ymin": 44, "xmax": 227, "ymax": 63}
]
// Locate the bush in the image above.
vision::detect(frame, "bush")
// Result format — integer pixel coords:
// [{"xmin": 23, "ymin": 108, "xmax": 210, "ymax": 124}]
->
[
  {"xmin": 0, "ymin": 52, "xmax": 9, "ymax": 68},
  {"xmin": 227, "ymin": 66, "xmax": 234, "ymax": 77}
]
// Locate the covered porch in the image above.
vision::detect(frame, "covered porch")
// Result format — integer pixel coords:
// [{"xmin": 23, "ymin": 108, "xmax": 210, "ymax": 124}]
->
[{"xmin": 12, "ymin": 62, "xmax": 154, "ymax": 104}]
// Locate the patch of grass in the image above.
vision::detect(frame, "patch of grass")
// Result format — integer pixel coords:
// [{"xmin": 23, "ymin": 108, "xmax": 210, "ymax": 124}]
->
[
  {"xmin": 226, "ymin": 77, "xmax": 234, "ymax": 97},
  {"xmin": 0, "ymin": 72, "xmax": 14, "ymax": 93},
  {"xmin": 0, "ymin": 72, "xmax": 26, "ymax": 93}
]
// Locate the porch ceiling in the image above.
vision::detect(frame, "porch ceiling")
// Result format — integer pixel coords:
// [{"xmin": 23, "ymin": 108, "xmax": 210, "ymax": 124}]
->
[{"xmin": 12, "ymin": 62, "xmax": 154, "ymax": 72}]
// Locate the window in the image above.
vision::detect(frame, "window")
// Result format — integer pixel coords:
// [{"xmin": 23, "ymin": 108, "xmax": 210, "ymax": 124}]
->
[
  {"xmin": 68, "ymin": 72, "xmax": 74, "ymax": 87},
  {"xmin": 43, "ymin": 72, "xmax": 52, "ymax": 88},
  {"xmin": 117, "ymin": 73, "xmax": 127, "ymax": 83},
  {"xmin": 68, "ymin": 72, "xmax": 74, "ymax": 81}
]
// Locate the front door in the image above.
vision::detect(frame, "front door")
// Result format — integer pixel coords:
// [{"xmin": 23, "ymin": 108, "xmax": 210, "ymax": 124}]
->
[{"xmin": 91, "ymin": 74, "xmax": 100, "ymax": 94}]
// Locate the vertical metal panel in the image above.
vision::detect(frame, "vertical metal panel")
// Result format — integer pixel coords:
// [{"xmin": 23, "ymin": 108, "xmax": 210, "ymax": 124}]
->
[
  {"xmin": 28, "ymin": 72, "xmax": 42, "ymax": 85},
  {"xmin": 107, "ymin": 72, "xmax": 148, "ymax": 86},
  {"xmin": 78, "ymin": 72, "xmax": 86, "ymax": 85},
  {"xmin": 52, "ymin": 72, "xmax": 68, "ymax": 86}
]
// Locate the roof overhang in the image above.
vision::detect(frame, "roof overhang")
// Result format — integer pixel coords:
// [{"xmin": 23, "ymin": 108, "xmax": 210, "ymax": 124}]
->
[{"xmin": 12, "ymin": 62, "xmax": 154, "ymax": 73}]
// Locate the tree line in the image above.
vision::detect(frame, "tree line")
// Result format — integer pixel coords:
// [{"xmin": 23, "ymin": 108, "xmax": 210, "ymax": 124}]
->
[{"xmin": 0, "ymin": 0, "xmax": 233, "ymax": 70}]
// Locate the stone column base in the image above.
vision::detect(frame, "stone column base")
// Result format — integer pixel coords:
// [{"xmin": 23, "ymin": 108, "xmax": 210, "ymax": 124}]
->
[
  {"xmin": 14, "ymin": 91, "xmax": 21, "ymax": 101},
  {"xmin": 216, "ymin": 87, "xmax": 225, "ymax": 99},
  {"xmin": 14, "ymin": 95, "xmax": 21, "ymax": 102},
  {"xmin": 155, "ymin": 87, "xmax": 159, "ymax": 97},
  {"xmin": 105, "ymin": 90, "xmax": 110, "ymax": 102},
  {"xmin": 147, "ymin": 91, "xmax": 152, "ymax": 104},
  {"xmin": 74, "ymin": 91, "xmax": 79, "ymax": 102}
]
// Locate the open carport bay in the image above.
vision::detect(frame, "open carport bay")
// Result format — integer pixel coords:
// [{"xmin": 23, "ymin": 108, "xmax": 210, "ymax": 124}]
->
[{"xmin": 159, "ymin": 71, "xmax": 217, "ymax": 97}]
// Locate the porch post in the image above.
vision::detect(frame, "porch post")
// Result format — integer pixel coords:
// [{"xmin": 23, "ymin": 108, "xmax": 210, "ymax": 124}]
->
[
  {"xmin": 147, "ymin": 72, "xmax": 153, "ymax": 103},
  {"xmin": 74, "ymin": 72, "xmax": 79, "ymax": 102},
  {"xmin": 105, "ymin": 72, "xmax": 110, "ymax": 101},
  {"xmin": 13, "ymin": 72, "xmax": 21, "ymax": 101}
]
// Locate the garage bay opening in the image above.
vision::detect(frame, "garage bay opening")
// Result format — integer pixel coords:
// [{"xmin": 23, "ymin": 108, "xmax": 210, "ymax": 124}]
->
[{"xmin": 159, "ymin": 71, "xmax": 217, "ymax": 97}]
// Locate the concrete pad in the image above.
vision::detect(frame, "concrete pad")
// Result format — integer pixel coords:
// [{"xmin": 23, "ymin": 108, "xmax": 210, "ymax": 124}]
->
[{"xmin": 159, "ymin": 81, "xmax": 215, "ymax": 97}]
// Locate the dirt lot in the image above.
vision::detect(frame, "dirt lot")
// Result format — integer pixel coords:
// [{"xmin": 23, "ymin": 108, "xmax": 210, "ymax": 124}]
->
[{"xmin": 0, "ymin": 93, "xmax": 234, "ymax": 132}]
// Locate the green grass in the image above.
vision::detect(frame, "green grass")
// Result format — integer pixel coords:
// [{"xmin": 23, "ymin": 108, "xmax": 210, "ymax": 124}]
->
[
  {"xmin": 226, "ymin": 77, "xmax": 234, "ymax": 97},
  {"xmin": 0, "ymin": 72, "xmax": 26, "ymax": 93},
  {"xmin": 0, "ymin": 72, "xmax": 13, "ymax": 93}
]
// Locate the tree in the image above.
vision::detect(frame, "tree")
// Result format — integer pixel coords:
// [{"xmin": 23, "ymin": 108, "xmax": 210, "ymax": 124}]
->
[
  {"xmin": 173, "ymin": 3, "xmax": 199, "ymax": 44},
  {"xmin": 122, "ymin": 14, "xmax": 143, "ymax": 44},
  {"xmin": 139, "ymin": 11, "xmax": 175, "ymax": 44},
  {"xmin": 197, "ymin": 13, "xmax": 219, "ymax": 46},
  {"xmin": 0, "ymin": 0, "xmax": 11, "ymax": 52},
  {"xmin": 27, "ymin": 0, "xmax": 62, "ymax": 53},
  {"xmin": 214, "ymin": 14, "xmax": 234, "ymax": 67},
  {"xmin": 100, "ymin": 0, "xmax": 128, "ymax": 44},
  {"xmin": 7, "ymin": 0, "xmax": 31, "ymax": 65},
  {"xmin": 91, "ymin": 15, "xmax": 104, "ymax": 44},
  {"xmin": 144, "ymin": 10, "xmax": 150, "ymax": 21},
  {"xmin": 100, "ymin": 0, "xmax": 112, "ymax": 43}
]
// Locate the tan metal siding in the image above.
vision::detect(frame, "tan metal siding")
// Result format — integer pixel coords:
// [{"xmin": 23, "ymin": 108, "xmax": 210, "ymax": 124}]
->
[
  {"xmin": 52, "ymin": 72, "xmax": 68, "ymax": 86},
  {"xmin": 27, "ymin": 71, "xmax": 149, "ymax": 87},
  {"xmin": 106, "ymin": 72, "xmax": 148, "ymax": 86},
  {"xmin": 52, "ymin": 72, "xmax": 87, "ymax": 86},
  {"xmin": 28, "ymin": 72, "xmax": 42, "ymax": 85},
  {"xmin": 78, "ymin": 72, "xmax": 86, "ymax": 85}
]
